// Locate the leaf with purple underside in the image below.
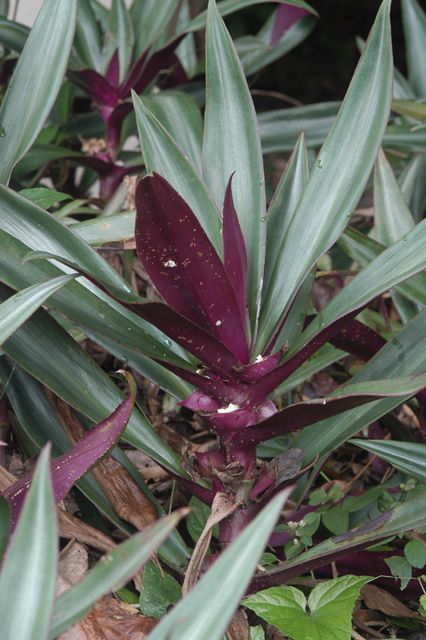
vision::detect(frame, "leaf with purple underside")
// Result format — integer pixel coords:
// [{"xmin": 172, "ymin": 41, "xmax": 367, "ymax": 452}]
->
[
  {"xmin": 249, "ymin": 485, "xmax": 426, "ymax": 592},
  {"xmin": 270, "ymin": 3, "xmax": 311, "ymax": 45},
  {"xmin": 223, "ymin": 174, "xmax": 248, "ymax": 326},
  {"xmin": 135, "ymin": 173, "xmax": 249, "ymax": 363},
  {"xmin": 3, "ymin": 373, "xmax": 136, "ymax": 528},
  {"xmin": 105, "ymin": 49, "xmax": 119, "ymax": 87},
  {"xmin": 235, "ymin": 374, "xmax": 426, "ymax": 447},
  {"xmin": 306, "ymin": 316, "xmax": 387, "ymax": 362},
  {"xmin": 71, "ymin": 69, "xmax": 118, "ymax": 107},
  {"xmin": 137, "ymin": 302, "xmax": 238, "ymax": 375}
]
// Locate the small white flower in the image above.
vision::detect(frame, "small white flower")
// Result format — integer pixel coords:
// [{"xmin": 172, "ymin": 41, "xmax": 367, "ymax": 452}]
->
[
  {"xmin": 217, "ymin": 403, "xmax": 240, "ymax": 414},
  {"xmin": 163, "ymin": 260, "xmax": 177, "ymax": 268}
]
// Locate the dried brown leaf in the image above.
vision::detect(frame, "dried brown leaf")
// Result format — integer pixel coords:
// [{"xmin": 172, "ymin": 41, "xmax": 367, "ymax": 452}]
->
[
  {"xmin": 361, "ymin": 584, "xmax": 422, "ymax": 619},
  {"xmin": 182, "ymin": 492, "xmax": 240, "ymax": 595},
  {"xmin": 59, "ymin": 597, "xmax": 156, "ymax": 640},
  {"xmin": 59, "ymin": 540, "xmax": 89, "ymax": 587}
]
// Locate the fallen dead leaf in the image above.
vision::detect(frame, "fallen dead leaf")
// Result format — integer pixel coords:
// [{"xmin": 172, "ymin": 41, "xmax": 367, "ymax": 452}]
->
[
  {"xmin": 59, "ymin": 597, "xmax": 157, "ymax": 640},
  {"xmin": 59, "ymin": 540, "xmax": 89, "ymax": 587},
  {"xmin": 226, "ymin": 609, "xmax": 249, "ymax": 640},
  {"xmin": 361, "ymin": 584, "xmax": 423, "ymax": 620}
]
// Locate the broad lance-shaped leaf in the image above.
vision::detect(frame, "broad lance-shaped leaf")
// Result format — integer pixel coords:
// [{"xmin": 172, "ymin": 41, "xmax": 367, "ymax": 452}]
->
[
  {"xmin": 256, "ymin": 0, "xmax": 393, "ymax": 353},
  {"xmin": 132, "ymin": 93, "xmax": 222, "ymax": 253},
  {"xmin": 135, "ymin": 173, "xmax": 249, "ymax": 363},
  {"xmin": 263, "ymin": 134, "xmax": 309, "ymax": 301},
  {"xmin": 351, "ymin": 440, "xmax": 426, "ymax": 481},
  {"xmin": 0, "ymin": 185, "xmax": 140, "ymax": 304},
  {"xmin": 292, "ymin": 218, "xmax": 426, "ymax": 359},
  {"xmin": 2, "ymin": 373, "xmax": 136, "ymax": 528},
  {"xmin": 270, "ymin": 3, "xmax": 311, "ymax": 45},
  {"xmin": 0, "ymin": 283, "xmax": 187, "ymax": 477},
  {"xmin": 49, "ymin": 510, "xmax": 187, "ymax": 639},
  {"xmin": 250, "ymin": 485, "xmax": 426, "ymax": 591},
  {"xmin": 297, "ymin": 310, "xmax": 426, "ymax": 464},
  {"xmin": 147, "ymin": 491, "xmax": 290, "ymax": 640},
  {"xmin": 234, "ymin": 374, "xmax": 426, "ymax": 448},
  {"xmin": 0, "ymin": 275, "xmax": 76, "ymax": 346},
  {"xmin": 0, "ymin": 446, "xmax": 57, "ymax": 640},
  {"xmin": 374, "ymin": 149, "xmax": 415, "ymax": 246},
  {"xmin": 185, "ymin": 0, "xmax": 317, "ymax": 33},
  {"xmin": 203, "ymin": 0, "xmax": 266, "ymax": 326},
  {"xmin": 0, "ymin": 0, "xmax": 77, "ymax": 183},
  {"xmin": 223, "ymin": 174, "xmax": 248, "ymax": 325},
  {"xmin": 136, "ymin": 302, "xmax": 238, "ymax": 374},
  {"xmin": 402, "ymin": 0, "xmax": 426, "ymax": 97},
  {"xmin": 338, "ymin": 226, "xmax": 426, "ymax": 307},
  {"xmin": 0, "ymin": 17, "xmax": 29, "ymax": 52}
]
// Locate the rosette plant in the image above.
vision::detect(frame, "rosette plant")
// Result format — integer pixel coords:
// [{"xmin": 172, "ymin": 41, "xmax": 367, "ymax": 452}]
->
[{"xmin": 1, "ymin": 0, "xmax": 426, "ymax": 604}]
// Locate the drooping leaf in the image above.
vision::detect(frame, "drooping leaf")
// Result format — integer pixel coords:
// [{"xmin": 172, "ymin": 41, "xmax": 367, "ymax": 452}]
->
[
  {"xmin": 19, "ymin": 187, "xmax": 71, "ymax": 210},
  {"xmin": 338, "ymin": 226, "xmax": 426, "ymax": 307},
  {"xmin": 74, "ymin": 0, "xmax": 102, "ymax": 71},
  {"xmin": 49, "ymin": 510, "xmax": 186, "ymax": 639},
  {"xmin": 135, "ymin": 173, "xmax": 249, "ymax": 363},
  {"xmin": 110, "ymin": 0, "xmax": 134, "ymax": 83},
  {"xmin": 3, "ymin": 373, "xmax": 136, "ymax": 527},
  {"xmin": 203, "ymin": 0, "xmax": 266, "ymax": 325},
  {"xmin": 0, "ymin": 17, "xmax": 29, "ymax": 52},
  {"xmin": 147, "ymin": 491, "xmax": 290, "ymax": 640},
  {"xmin": 256, "ymin": 0, "xmax": 393, "ymax": 352},
  {"xmin": 0, "ymin": 0, "xmax": 77, "ymax": 183},
  {"xmin": 0, "ymin": 282, "xmax": 187, "ymax": 477},
  {"xmin": 250, "ymin": 485, "xmax": 426, "ymax": 590},
  {"xmin": 296, "ymin": 310, "xmax": 426, "ymax": 464},
  {"xmin": 350, "ymin": 439, "xmax": 426, "ymax": 482},
  {"xmin": 392, "ymin": 99, "xmax": 426, "ymax": 122},
  {"xmin": 0, "ymin": 275, "xmax": 75, "ymax": 346},
  {"xmin": 244, "ymin": 576, "xmax": 370, "ymax": 640},
  {"xmin": 131, "ymin": 0, "xmax": 180, "ymax": 56},
  {"xmin": 0, "ymin": 446, "xmax": 57, "ymax": 640},
  {"xmin": 235, "ymin": 375, "xmax": 426, "ymax": 447}
]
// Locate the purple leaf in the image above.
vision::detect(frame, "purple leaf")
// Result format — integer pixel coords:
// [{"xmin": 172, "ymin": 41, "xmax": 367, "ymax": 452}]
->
[
  {"xmin": 106, "ymin": 103, "xmax": 133, "ymax": 149},
  {"xmin": 135, "ymin": 174, "xmax": 249, "ymax": 363},
  {"xmin": 71, "ymin": 70, "xmax": 119, "ymax": 108},
  {"xmin": 106, "ymin": 50, "xmax": 119, "ymax": 87},
  {"xmin": 222, "ymin": 174, "xmax": 248, "ymax": 325},
  {"xmin": 233, "ymin": 388, "xmax": 409, "ymax": 448},
  {"xmin": 119, "ymin": 37, "xmax": 184, "ymax": 98},
  {"xmin": 270, "ymin": 4, "xmax": 311, "ymax": 46},
  {"xmin": 238, "ymin": 351, "xmax": 282, "ymax": 383},
  {"xmin": 248, "ymin": 313, "xmax": 359, "ymax": 403},
  {"xmin": 3, "ymin": 372, "xmax": 136, "ymax": 528},
  {"xmin": 307, "ymin": 316, "xmax": 387, "ymax": 362},
  {"xmin": 135, "ymin": 302, "xmax": 239, "ymax": 374}
]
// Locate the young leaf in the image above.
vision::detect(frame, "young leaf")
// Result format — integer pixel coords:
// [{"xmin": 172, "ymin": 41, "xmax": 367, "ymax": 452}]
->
[
  {"xmin": 49, "ymin": 510, "xmax": 186, "ymax": 639},
  {"xmin": 3, "ymin": 373, "xmax": 136, "ymax": 527},
  {"xmin": 0, "ymin": 0, "xmax": 77, "ymax": 183},
  {"xmin": 0, "ymin": 275, "xmax": 76, "ymax": 346},
  {"xmin": 203, "ymin": 0, "xmax": 266, "ymax": 325},
  {"xmin": 256, "ymin": 0, "xmax": 393, "ymax": 352},
  {"xmin": 0, "ymin": 446, "xmax": 57, "ymax": 640},
  {"xmin": 244, "ymin": 576, "xmax": 370, "ymax": 640},
  {"xmin": 147, "ymin": 491, "xmax": 290, "ymax": 640}
]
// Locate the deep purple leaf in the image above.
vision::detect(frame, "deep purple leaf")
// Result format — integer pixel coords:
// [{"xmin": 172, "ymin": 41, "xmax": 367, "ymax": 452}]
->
[
  {"xmin": 135, "ymin": 174, "xmax": 249, "ymax": 363},
  {"xmin": 239, "ymin": 351, "xmax": 282, "ymax": 383},
  {"xmin": 135, "ymin": 302, "xmax": 239, "ymax": 374},
  {"xmin": 106, "ymin": 50, "xmax": 119, "ymax": 87},
  {"xmin": 248, "ymin": 313, "xmax": 359, "ymax": 403},
  {"xmin": 3, "ymin": 373, "xmax": 136, "ymax": 528},
  {"xmin": 270, "ymin": 4, "xmax": 311, "ymax": 46},
  {"xmin": 233, "ymin": 389, "xmax": 408, "ymax": 448},
  {"xmin": 71, "ymin": 69, "xmax": 119, "ymax": 107},
  {"xmin": 119, "ymin": 37, "xmax": 184, "ymax": 98},
  {"xmin": 106, "ymin": 103, "xmax": 133, "ymax": 148},
  {"xmin": 222, "ymin": 174, "xmax": 248, "ymax": 325},
  {"xmin": 306, "ymin": 315, "xmax": 387, "ymax": 362}
]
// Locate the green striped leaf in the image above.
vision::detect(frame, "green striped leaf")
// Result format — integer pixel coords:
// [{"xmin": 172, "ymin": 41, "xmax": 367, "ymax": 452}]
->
[{"xmin": 351, "ymin": 439, "xmax": 426, "ymax": 482}]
